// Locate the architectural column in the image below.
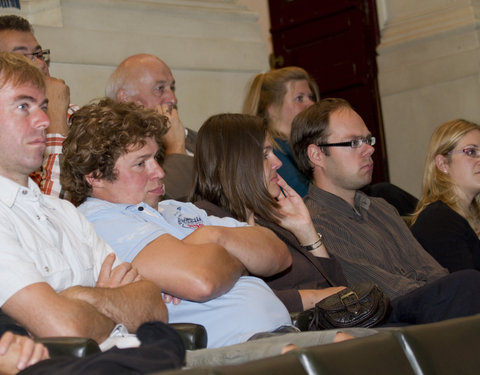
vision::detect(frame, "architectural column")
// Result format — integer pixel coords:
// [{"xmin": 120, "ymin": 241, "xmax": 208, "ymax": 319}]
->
[{"xmin": 377, "ymin": 0, "xmax": 480, "ymax": 196}]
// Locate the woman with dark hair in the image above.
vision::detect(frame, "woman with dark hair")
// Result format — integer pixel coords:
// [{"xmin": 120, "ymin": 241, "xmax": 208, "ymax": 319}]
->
[
  {"xmin": 190, "ymin": 113, "xmax": 347, "ymax": 313},
  {"xmin": 411, "ymin": 119, "xmax": 480, "ymax": 271}
]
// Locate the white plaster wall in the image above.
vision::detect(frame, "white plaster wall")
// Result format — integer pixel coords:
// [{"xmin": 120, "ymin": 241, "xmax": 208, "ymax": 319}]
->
[
  {"xmin": 377, "ymin": 0, "xmax": 480, "ymax": 197},
  {"xmin": 236, "ymin": 0, "xmax": 271, "ymax": 55},
  {"xmin": 1, "ymin": 0, "xmax": 270, "ymax": 130},
  {"xmin": 10, "ymin": 0, "xmax": 476, "ymax": 198}
]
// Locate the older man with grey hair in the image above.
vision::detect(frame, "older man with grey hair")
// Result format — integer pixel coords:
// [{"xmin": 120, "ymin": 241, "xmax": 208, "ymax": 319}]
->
[{"xmin": 106, "ymin": 54, "xmax": 196, "ymax": 201}]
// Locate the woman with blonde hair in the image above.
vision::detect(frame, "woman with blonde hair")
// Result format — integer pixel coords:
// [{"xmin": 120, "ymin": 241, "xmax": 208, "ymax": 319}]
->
[
  {"xmin": 411, "ymin": 119, "xmax": 480, "ymax": 271},
  {"xmin": 243, "ymin": 66, "xmax": 319, "ymax": 197}
]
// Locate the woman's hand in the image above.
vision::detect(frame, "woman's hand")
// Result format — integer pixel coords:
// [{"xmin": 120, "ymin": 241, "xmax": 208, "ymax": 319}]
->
[
  {"xmin": 274, "ymin": 177, "xmax": 329, "ymax": 258},
  {"xmin": 274, "ymin": 176, "xmax": 319, "ymax": 245}
]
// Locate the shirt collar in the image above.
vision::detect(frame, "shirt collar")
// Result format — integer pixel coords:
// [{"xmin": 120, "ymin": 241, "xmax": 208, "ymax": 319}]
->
[
  {"xmin": 83, "ymin": 197, "xmax": 154, "ymax": 213},
  {"xmin": 307, "ymin": 183, "xmax": 371, "ymax": 219},
  {"xmin": 0, "ymin": 176, "xmax": 43, "ymax": 208},
  {"xmin": 354, "ymin": 190, "xmax": 371, "ymax": 211}
]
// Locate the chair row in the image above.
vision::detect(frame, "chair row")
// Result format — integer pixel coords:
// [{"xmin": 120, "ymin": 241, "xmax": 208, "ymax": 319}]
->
[{"xmin": 156, "ymin": 314, "xmax": 480, "ymax": 375}]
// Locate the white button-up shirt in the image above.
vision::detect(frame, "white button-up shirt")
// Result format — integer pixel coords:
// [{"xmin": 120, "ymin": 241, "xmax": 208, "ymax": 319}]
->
[{"xmin": 0, "ymin": 176, "xmax": 115, "ymax": 306}]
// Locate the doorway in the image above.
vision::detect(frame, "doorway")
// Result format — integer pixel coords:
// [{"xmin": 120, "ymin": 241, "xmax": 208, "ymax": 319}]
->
[{"xmin": 269, "ymin": 0, "xmax": 388, "ymax": 183}]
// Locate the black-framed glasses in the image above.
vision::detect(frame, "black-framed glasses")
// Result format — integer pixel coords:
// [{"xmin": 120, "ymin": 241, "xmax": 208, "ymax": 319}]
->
[
  {"xmin": 317, "ymin": 136, "xmax": 376, "ymax": 149},
  {"xmin": 23, "ymin": 49, "xmax": 50, "ymax": 66},
  {"xmin": 448, "ymin": 147, "xmax": 480, "ymax": 159}
]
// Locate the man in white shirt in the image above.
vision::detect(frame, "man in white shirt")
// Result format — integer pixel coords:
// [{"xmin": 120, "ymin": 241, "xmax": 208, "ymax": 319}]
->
[
  {"xmin": 0, "ymin": 15, "xmax": 73, "ymax": 196},
  {"xmin": 0, "ymin": 52, "xmax": 166, "ymax": 346}
]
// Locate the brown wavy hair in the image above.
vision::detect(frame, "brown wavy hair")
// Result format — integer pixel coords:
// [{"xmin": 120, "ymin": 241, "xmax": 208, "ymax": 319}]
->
[
  {"xmin": 61, "ymin": 98, "xmax": 168, "ymax": 205},
  {"xmin": 0, "ymin": 15, "xmax": 33, "ymax": 33},
  {"xmin": 411, "ymin": 119, "xmax": 480, "ymax": 235},
  {"xmin": 189, "ymin": 113, "xmax": 281, "ymax": 223},
  {"xmin": 291, "ymin": 98, "xmax": 352, "ymax": 180}
]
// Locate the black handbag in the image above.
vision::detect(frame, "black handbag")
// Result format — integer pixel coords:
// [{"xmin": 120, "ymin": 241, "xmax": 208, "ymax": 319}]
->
[
  {"xmin": 287, "ymin": 236, "xmax": 390, "ymax": 330},
  {"xmin": 308, "ymin": 282, "xmax": 390, "ymax": 330},
  {"xmin": 255, "ymin": 219, "xmax": 391, "ymax": 330}
]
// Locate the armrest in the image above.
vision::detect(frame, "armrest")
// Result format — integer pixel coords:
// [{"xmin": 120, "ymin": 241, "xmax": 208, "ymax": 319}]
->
[
  {"xmin": 36, "ymin": 337, "xmax": 100, "ymax": 358},
  {"xmin": 36, "ymin": 323, "xmax": 208, "ymax": 357},
  {"xmin": 169, "ymin": 323, "xmax": 207, "ymax": 350}
]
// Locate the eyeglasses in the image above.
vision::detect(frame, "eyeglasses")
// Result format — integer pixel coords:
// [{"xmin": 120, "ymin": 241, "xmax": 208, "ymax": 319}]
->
[
  {"xmin": 317, "ymin": 136, "xmax": 376, "ymax": 149},
  {"xmin": 23, "ymin": 49, "xmax": 50, "ymax": 66},
  {"xmin": 448, "ymin": 147, "xmax": 480, "ymax": 158}
]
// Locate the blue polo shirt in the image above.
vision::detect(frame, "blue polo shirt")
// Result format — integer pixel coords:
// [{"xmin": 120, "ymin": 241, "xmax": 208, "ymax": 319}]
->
[{"xmin": 79, "ymin": 198, "xmax": 292, "ymax": 348}]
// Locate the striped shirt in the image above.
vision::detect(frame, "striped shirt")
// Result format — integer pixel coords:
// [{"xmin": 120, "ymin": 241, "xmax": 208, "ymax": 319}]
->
[
  {"xmin": 304, "ymin": 184, "xmax": 448, "ymax": 299},
  {"xmin": 29, "ymin": 104, "xmax": 79, "ymax": 198}
]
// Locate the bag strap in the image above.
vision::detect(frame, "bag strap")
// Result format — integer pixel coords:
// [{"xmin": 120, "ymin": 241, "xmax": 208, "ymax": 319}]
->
[{"xmin": 255, "ymin": 217, "xmax": 337, "ymax": 287}]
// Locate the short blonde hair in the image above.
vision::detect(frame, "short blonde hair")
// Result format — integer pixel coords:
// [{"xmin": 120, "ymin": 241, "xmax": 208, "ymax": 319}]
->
[{"xmin": 0, "ymin": 52, "xmax": 45, "ymax": 91}]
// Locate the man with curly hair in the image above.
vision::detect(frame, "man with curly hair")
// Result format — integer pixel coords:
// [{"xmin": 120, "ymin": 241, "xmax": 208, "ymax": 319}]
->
[
  {"xmin": 61, "ymin": 98, "xmax": 378, "ymax": 365},
  {"xmin": 61, "ymin": 98, "xmax": 293, "ymax": 349}
]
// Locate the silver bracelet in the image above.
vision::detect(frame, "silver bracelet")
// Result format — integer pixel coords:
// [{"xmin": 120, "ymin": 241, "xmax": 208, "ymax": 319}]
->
[{"xmin": 302, "ymin": 233, "xmax": 323, "ymax": 251}]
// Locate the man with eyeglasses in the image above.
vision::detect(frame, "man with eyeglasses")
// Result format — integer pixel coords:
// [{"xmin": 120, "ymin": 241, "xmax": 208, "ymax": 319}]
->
[
  {"xmin": 0, "ymin": 15, "xmax": 71, "ymax": 197},
  {"xmin": 290, "ymin": 98, "xmax": 480, "ymax": 324}
]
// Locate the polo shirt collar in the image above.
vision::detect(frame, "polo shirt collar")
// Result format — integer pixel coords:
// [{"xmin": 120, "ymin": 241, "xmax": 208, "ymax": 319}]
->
[{"xmin": 83, "ymin": 197, "xmax": 154, "ymax": 214}]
